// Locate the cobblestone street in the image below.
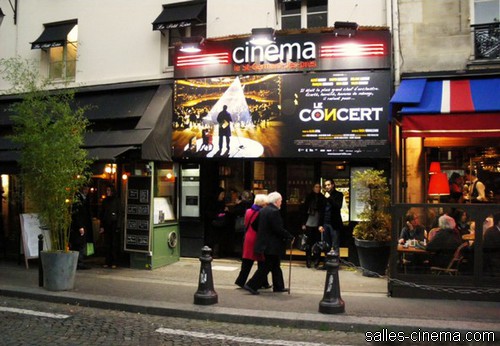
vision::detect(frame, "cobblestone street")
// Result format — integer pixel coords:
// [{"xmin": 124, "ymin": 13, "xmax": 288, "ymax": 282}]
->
[{"xmin": 0, "ymin": 297, "xmax": 364, "ymax": 345}]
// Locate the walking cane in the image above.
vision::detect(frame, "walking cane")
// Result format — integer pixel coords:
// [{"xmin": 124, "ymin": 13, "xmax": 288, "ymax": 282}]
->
[{"xmin": 288, "ymin": 237, "xmax": 294, "ymax": 295}]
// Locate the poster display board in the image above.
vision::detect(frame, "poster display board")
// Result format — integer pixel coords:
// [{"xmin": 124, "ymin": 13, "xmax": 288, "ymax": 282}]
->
[
  {"xmin": 124, "ymin": 176, "xmax": 152, "ymax": 253},
  {"xmin": 172, "ymin": 70, "xmax": 390, "ymax": 159},
  {"xmin": 19, "ymin": 213, "xmax": 51, "ymax": 269}
]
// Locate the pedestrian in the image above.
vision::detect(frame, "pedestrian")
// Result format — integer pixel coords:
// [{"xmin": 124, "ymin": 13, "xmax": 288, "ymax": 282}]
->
[
  {"xmin": 244, "ymin": 192, "xmax": 293, "ymax": 295},
  {"xmin": 234, "ymin": 194, "xmax": 271, "ymax": 289},
  {"xmin": 319, "ymin": 179, "xmax": 344, "ymax": 268},
  {"xmin": 99, "ymin": 185, "xmax": 120, "ymax": 268},
  {"xmin": 69, "ymin": 186, "xmax": 92, "ymax": 270},
  {"xmin": 301, "ymin": 183, "xmax": 325, "ymax": 268}
]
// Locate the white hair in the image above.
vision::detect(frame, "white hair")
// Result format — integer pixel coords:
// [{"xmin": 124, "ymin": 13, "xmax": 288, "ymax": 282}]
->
[
  {"xmin": 438, "ymin": 214, "xmax": 456, "ymax": 230},
  {"xmin": 253, "ymin": 194, "xmax": 268, "ymax": 207},
  {"xmin": 267, "ymin": 191, "xmax": 282, "ymax": 205}
]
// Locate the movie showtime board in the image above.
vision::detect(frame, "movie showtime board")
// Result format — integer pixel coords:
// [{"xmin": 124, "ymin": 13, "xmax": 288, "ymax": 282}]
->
[{"xmin": 172, "ymin": 70, "xmax": 390, "ymax": 159}]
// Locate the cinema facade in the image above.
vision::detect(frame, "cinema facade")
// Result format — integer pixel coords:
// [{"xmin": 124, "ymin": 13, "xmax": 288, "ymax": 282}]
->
[{"xmin": 170, "ymin": 27, "xmax": 394, "ymax": 259}]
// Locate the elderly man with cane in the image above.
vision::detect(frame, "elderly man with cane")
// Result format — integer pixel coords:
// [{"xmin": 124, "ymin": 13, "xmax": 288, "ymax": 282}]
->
[{"xmin": 244, "ymin": 192, "xmax": 294, "ymax": 295}]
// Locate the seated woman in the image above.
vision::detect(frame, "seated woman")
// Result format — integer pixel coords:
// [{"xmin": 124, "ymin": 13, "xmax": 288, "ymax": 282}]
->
[
  {"xmin": 426, "ymin": 214, "xmax": 463, "ymax": 268},
  {"xmin": 452, "ymin": 208, "xmax": 471, "ymax": 236}
]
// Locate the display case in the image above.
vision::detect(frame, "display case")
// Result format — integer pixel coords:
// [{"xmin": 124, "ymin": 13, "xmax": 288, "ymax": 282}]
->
[{"xmin": 127, "ymin": 162, "xmax": 180, "ymax": 269}]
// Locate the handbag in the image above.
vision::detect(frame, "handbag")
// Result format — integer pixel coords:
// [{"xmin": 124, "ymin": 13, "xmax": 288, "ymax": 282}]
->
[
  {"xmin": 297, "ymin": 233, "xmax": 308, "ymax": 251},
  {"xmin": 234, "ymin": 215, "xmax": 245, "ymax": 233},
  {"xmin": 211, "ymin": 213, "xmax": 226, "ymax": 228},
  {"xmin": 85, "ymin": 242, "xmax": 95, "ymax": 256},
  {"xmin": 312, "ymin": 232, "xmax": 329, "ymax": 255}
]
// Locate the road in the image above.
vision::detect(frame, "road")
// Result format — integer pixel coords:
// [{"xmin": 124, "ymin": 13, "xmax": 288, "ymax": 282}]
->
[{"xmin": 0, "ymin": 296, "xmax": 365, "ymax": 345}]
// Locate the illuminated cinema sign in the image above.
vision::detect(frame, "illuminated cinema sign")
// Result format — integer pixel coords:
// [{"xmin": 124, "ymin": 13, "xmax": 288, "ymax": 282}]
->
[{"xmin": 174, "ymin": 30, "xmax": 391, "ymax": 79}]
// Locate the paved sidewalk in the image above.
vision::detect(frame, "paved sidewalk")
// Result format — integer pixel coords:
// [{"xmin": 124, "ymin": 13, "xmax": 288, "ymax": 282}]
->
[{"xmin": 1, "ymin": 257, "xmax": 499, "ymax": 337}]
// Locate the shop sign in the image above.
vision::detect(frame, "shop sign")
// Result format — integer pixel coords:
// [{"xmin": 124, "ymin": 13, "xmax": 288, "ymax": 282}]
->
[
  {"xmin": 171, "ymin": 70, "xmax": 391, "ymax": 159},
  {"xmin": 174, "ymin": 31, "xmax": 391, "ymax": 79}
]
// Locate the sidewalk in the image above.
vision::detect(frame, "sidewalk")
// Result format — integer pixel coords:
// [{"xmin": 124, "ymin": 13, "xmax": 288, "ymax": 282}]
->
[{"xmin": 1, "ymin": 257, "xmax": 500, "ymax": 336}]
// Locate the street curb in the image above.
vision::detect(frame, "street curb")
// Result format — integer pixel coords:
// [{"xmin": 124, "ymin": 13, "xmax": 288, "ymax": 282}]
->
[{"xmin": 1, "ymin": 285, "xmax": 499, "ymax": 338}]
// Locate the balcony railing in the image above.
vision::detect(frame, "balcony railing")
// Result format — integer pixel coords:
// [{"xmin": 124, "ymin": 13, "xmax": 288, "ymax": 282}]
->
[{"xmin": 471, "ymin": 22, "xmax": 500, "ymax": 60}]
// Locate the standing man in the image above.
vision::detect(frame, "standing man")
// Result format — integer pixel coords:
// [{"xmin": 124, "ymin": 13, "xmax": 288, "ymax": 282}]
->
[
  {"xmin": 244, "ymin": 192, "xmax": 293, "ymax": 295},
  {"xmin": 70, "ymin": 186, "xmax": 92, "ymax": 270},
  {"xmin": 320, "ymin": 179, "xmax": 344, "ymax": 261},
  {"xmin": 465, "ymin": 171, "xmax": 487, "ymax": 202},
  {"xmin": 217, "ymin": 105, "xmax": 232, "ymax": 152}
]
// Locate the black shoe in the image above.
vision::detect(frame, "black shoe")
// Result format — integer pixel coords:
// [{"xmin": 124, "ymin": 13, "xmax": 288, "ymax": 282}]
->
[
  {"xmin": 261, "ymin": 284, "xmax": 272, "ymax": 289},
  {"xmin": 306, "ymin": 261, "xmax": 311, "ymax": 268},
  {"xmin": 244, "ymin": 284, "xmax": 259, "ymax": 295},
  {"xmin": 235, "ymin": 281, "xmax": 245, "ymax": 289},
  {"xmin": 273, "ymin": 288, "xmax": 289, "ymax": 293}
]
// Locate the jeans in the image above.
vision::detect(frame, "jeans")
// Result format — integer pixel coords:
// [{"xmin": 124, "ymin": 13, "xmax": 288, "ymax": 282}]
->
[{"xmin": 324, "ymin": 223, "xmax": 340, "ymax": 253}]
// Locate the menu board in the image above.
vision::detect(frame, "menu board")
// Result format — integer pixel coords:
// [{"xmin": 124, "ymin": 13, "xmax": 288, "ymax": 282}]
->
[
  {"xmin": 124, "ymin": 176, "xmax": 152, "ymax": 253},
  {"xmin": 19, "ymin": 213, "xmax": 51, "ymax": 269}
]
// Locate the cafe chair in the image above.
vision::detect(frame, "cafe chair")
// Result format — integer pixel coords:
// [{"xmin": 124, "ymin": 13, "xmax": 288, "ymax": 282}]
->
[{"xmin": 430, "ymin": 242, "xmax": 468, "ymax": 276}]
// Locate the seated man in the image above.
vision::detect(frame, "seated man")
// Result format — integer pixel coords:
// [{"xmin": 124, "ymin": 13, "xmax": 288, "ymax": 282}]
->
[
  {"xmin": 483, "ymin": 212, "xmax": 500, "ymax": 277},
  {"xmin": 426, "ymin": 214, "xmax": 463, "ymax": 268},
  {"xmin": 399, "ymin": 212, "xmax": 426, "ymax": 244}
]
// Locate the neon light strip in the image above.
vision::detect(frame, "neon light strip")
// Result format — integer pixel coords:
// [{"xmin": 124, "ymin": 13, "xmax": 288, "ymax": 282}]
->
[
  {"xmin": 320, "ymin": 43, "xmax": 385, "ymax": 58},
  {"xmin": 176, "ymin": 53, "xmax": 230, "ymax": 67}
]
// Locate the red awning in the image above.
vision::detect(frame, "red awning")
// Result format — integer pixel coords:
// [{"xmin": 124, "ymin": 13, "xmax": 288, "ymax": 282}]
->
[{"xmin": 401, "ymin": 113, "xmax": 500, "ymax": 138}]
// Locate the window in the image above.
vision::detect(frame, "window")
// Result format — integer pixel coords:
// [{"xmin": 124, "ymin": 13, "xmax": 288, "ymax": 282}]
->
[
  {"xmin": 31, "ymin": 21, "xmax": 78, "ymax": 81},
  {"xmin": 281, "ymin": 0, "xmax": 328, "ymax": 30},
  {"xmin": 152, "ymin": 1, "xmax": 206, "ymax": 69},
  {"xmin": 475, "ymin": 0, "xmax": 500, "ymax": 24},
  {"xmin": 472, "ymin": 0, "xmax": 500, "ymax": 59},
  {"xmin": 167, "ymin": 23, "xmax": 206, "ymax": 66}
]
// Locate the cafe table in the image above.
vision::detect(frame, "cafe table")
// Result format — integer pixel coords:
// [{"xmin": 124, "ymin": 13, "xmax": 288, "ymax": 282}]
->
[{"xmin": 397, "ymin": 243, "xmax": 428, "ymax": 274}]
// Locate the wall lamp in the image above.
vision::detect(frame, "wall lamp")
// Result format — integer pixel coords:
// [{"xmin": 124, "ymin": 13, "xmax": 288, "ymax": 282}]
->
[
  {"xmin": 250, "ymin": 27, "xmax": 275, "ymax": 46},
  {"xmin": 179, "ymin": 36, "xmax": 204, "ymax": 53},
  {"xmin": 333, "ymin": 21, "xmax": 358, "ymax": 37}
]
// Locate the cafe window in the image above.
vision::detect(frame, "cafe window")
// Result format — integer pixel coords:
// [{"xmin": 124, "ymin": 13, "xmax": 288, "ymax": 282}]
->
[
  {"xmin": 154, "ymin": 163, "xmax": 178, "ymax": 223},
  {"xmin": 280, "ymin": 0, "xmax": 328, "ymax": 30}
]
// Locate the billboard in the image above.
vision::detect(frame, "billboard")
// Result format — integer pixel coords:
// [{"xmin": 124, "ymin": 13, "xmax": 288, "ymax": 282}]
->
[{"xmin": 172, "ymin": 70, "xmax": 391, "ymax": 159}]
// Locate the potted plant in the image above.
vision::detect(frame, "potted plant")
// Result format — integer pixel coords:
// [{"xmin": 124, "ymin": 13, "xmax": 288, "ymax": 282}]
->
[
  {"xmin": 352, "ymin": 169, "xmax": 391, "ymax": 277},
  {"xmin": 2, "ymin": 57, "xmax": 92, "ymax": 290}
]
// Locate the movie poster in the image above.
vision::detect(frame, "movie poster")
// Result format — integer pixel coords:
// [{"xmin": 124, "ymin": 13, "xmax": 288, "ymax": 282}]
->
[{"xmin": 172, "ymin": 70, "xmax": 390, "ymax": 159}]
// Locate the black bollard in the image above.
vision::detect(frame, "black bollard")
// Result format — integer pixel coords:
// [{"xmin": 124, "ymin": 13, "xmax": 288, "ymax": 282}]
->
[
  {"xmin": 38, "ymin": 234, "xmax": 44, "ymax": 287},
  {"xmin": 319, "ymin": 249, "xmax": 345, "ymax": 314},
  {"xmin": 194, "ymin": 246, "xmax": 218, "ymax": 305}
]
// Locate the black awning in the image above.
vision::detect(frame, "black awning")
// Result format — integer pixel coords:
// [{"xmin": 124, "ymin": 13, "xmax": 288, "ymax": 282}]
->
[
  {"xmin": 152, "ymin": 1, "xmax": 206, "ymax": 31},
  {"xmin": 31, "ymin": 22, "xmax": 77, "ymax": 49},
  {"xmin": 86, "ymin": 146, "xmax": 135, "ymax": 162}
]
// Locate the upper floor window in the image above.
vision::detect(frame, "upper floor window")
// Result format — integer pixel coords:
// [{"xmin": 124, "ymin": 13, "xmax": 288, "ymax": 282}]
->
[
  {"xmin": 31, "ymin": 20, "xmax": 78, "ymax": 81},
  {"xmin": 152, "ymin": 1, "xmax": 206, "ymax": 69},
  {"xmin": 280, "ymin": 0, "xmax": 328, "ymax": 30},
  {"xmin": 474, "ymin": 0, "xmax": 499, "ymax": 24},
  {"xmin": 472, "ymin": 0, "xmax": 500, "ymax": 59}
]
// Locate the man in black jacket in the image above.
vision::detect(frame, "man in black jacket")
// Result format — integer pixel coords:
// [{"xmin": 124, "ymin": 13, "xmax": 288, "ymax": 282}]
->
[
  {"xmin": 69, "ymin": 186, "xmax": 92, "ymax": 270},
  {"xmin": 320, "ymin": 179, "xmax": 344, "ymax": 264},
  {"xmin": 244, "ymin": 192, "xmax": 293, "ymax": 295}
]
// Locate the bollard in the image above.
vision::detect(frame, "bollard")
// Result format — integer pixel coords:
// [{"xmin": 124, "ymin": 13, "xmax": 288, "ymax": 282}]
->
[
  {"xmin": 194, "ymin": 246, "xmax": 218, "ymax": 305},
  {"xmin": 38, "ymin": 234, "xmax": 44, "ymax": 287},
  {"xmin": 319, "ymin": 249, "xmax": 345, "ymax": 314}
]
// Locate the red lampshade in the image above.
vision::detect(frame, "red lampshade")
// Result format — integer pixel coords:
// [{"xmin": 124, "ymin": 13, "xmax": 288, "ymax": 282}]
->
[
  {"xmin": 428, "ymin": 172, "xmax": 450, "ymax": 196},
  {"xmin": 429, "ymin": 162, "xmax": 441, "ymax": 174}
]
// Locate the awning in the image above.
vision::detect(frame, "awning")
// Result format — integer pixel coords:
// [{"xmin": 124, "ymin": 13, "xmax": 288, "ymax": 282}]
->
[
  {"xmin": 31, "ymin": 21, "xmax": 77, "ymax": 49},
  {"xmin": 401, "ymin": 113, "xmax": 500, "ymax": 138},
  {"xmin": 152, "ymin": 1, "xmax": 206, "ymax": 31},
  {"xmin": 392, "ymin": 78, "xmax": 500, "ymax": 114},
  {"xmin": 392, "ymin": 77, "xmax": 500, "ymax": 138},
  {"xmin": 86, "ymin": 146, "xmax": 135, "ymax": 161},
  {"xmin": 0, "ymin": 83, "xmax": 173, "ymax": 168}
]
